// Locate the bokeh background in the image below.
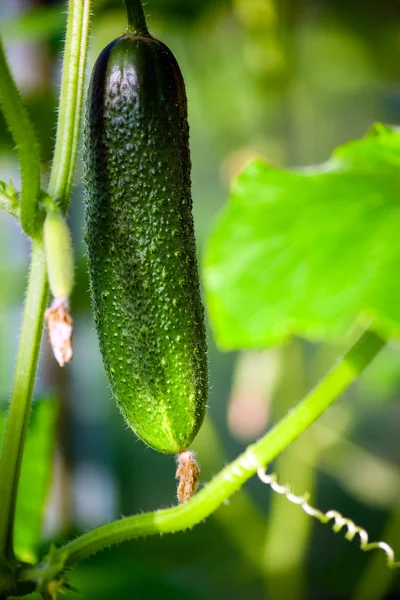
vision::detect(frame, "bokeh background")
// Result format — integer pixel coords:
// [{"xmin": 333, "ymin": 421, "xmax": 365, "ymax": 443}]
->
[{"xmin": 1, "ymin": 1, "xmax": 400, "ymax": 598}]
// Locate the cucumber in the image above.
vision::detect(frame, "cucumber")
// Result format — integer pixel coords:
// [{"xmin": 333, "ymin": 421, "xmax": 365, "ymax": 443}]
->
[{"xmin": 83, "ymin": 0, "xmax": 208, "ymax": 454}]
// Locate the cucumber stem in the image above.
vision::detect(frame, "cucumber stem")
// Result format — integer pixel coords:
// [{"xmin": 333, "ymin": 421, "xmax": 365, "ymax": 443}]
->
[
  {"xmin": 0, "ymin": 242, "xmax": 48, "ymax": 563},
  {"xmin": 124, "ymin": 0, "xmax": 149, "ymax": 36},
  {"xmin": 48, "ymin": 0, "xmax": 92, "ymax": 212}
]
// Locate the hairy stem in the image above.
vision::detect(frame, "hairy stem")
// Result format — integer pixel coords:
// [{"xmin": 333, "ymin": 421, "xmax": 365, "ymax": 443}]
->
[
  {"xmin": 24, "ymin": 329, "xmax": 383, "ymax": 570},
  {"xmin": 48, "ymin": 0, "xmax": 92, "ymax": 212},
  {"xmin": 0, "ymin": 37, "xmax": 41, "ymax": 237},
  {"xmin": 0, "ymin": 0, "xmax": 93, "ymax": 571},
  {"xmin": 0, "ymin": 243, "xmax": 48, "ymax": 561}
]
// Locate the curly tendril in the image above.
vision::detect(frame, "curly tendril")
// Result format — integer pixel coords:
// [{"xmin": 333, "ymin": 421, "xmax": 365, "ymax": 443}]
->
[{"xmin": 257, "ymin": 468, "xmax": 400, "ymax": 568}]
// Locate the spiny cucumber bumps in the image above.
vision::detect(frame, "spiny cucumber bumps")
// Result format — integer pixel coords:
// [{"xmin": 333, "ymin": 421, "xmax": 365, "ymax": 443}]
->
[{"xmin": 83, "ymin": 1, "xmax": 208, "ymax": 454}]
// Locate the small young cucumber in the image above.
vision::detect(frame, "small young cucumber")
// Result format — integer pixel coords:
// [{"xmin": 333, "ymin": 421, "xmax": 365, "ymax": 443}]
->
[{"xmin": 84, "ymin": 0, "xmax": 208, "ymax": 454}]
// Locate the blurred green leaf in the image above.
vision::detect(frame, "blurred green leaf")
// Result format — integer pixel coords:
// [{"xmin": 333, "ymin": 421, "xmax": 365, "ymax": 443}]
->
[
  {"xmin": 0, "ymin": 399, "xmax": 58, "ymax": 563},
  {"xmin": 15, "ymin": 398, "xmax": 58, "ymax": 562},
  {"xmin": 0, "ymin": 6, "xmax": 66, "ymax": 43},
  {"xmin": 203, "ymin": 124, "xmax": 400, "ymax": 348}
]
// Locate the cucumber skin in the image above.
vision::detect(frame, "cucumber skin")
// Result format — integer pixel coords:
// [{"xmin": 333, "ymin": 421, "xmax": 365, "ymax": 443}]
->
[{"xmin": 84, "ymin": 35, "xmax": 208, "ymax": 454}]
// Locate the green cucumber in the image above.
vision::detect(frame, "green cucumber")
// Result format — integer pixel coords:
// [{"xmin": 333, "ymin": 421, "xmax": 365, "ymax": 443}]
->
[{"xmin": 83, "ymin": 0, "xmax": 208, "ymax": 454}]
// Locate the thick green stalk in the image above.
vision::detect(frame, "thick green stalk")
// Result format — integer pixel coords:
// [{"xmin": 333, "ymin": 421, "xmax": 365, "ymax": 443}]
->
[
  {"xmin": 32, "ymin": 329, "xmax": 383, "ymax": 569},
  {"xmin": 124, "ymin": 0, "xmax": 149, "ymax": 35},
  {"xmin": 0, "ymin": 37, "xmax": 41, "ymax": 237},
  {"xmin": 0, "ymin": 242, "xmax": 48, "ymax": 561},
  {"xmin": 0, "ymin": 0, "xmax": 92, "ymax": 572},
  {"xmin": 48, "ymin": 0, "xmax": 92, "ymax": 212}
]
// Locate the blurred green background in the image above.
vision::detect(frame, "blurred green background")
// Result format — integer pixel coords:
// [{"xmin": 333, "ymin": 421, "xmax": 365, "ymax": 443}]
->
[{"xmin": 1, "ymin": 0, "xmax": 400, "ymax": 598}]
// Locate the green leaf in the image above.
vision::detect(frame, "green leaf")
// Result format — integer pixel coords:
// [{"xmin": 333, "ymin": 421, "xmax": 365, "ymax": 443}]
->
[
  {"xmin": 203, "ymin": 125, "xmax": 400, "ymax": 349},
  {"xmin": 0, "ymin": 399, "xmax": 58, "ymax": 563}
]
